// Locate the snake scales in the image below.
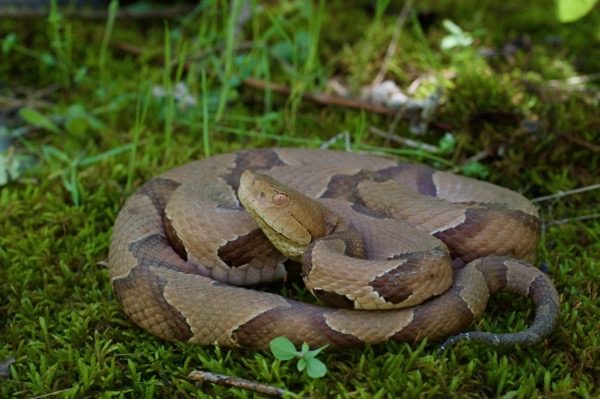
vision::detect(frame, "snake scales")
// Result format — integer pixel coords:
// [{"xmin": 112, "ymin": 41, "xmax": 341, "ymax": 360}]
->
[{"xmin": 108, "ymin": 148, "xmax": 559, "ymax": 350}]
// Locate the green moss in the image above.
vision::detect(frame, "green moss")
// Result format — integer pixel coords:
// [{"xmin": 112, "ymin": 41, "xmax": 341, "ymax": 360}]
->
[{"xmin": 1, "ymin": 1, "xmax": 598, "ymax": 398}]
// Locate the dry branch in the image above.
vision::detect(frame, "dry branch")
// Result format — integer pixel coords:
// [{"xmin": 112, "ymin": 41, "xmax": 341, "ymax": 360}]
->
[{"xmin": 188, "ymin": 370, "xmax": 290, "ymax": 397}]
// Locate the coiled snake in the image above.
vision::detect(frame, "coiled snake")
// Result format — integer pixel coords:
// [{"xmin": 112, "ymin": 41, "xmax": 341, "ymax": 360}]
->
[{"xmin": 108, "ymin": 148, "xmax": 559, "ymax": 350}]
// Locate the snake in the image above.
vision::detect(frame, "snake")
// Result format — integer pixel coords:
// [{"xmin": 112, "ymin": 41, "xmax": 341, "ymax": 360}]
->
[{"xmin": 108, "ymin": 148, "xmax": 559, "ymax": 350}]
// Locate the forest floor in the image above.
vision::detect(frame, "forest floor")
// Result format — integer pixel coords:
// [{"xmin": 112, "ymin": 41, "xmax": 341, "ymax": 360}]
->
[{"xmin": 1, "ymin": 1, "xmax": 598, "ymax": 398}]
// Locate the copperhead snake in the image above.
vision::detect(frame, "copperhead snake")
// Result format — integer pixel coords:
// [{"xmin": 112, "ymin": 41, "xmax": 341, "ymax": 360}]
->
[{"xmin": 108, "ymin": 148, "xmax": 559, "ymax": 350}]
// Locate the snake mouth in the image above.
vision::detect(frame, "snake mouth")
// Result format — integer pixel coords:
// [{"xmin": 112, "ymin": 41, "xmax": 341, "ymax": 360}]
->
[{"xmin": 249, "ymin": 207, "xmax": 310, "ymax": 260}]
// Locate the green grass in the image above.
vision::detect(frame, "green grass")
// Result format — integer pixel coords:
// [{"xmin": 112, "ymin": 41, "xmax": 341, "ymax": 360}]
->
[{"xmin": 1, "ymin": 0, "xmax": 599, "ymax": 397}]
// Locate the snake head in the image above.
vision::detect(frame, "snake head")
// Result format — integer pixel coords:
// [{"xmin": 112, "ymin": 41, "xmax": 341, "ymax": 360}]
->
[{"xmin": 238, "ymin": 169, "xmax": 332, "ymax": 261}]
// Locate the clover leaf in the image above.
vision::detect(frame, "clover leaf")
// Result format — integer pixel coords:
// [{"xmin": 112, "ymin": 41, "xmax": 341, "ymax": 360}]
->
[{"xmin": 270, "ymin": 337, "xmax": 328, "ymax": 378}]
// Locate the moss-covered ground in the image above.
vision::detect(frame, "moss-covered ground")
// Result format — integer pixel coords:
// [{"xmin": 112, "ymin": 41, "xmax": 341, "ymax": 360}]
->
[{"xmin": 1, "ymin": 1, "xmax": 598, "ymax": 397}]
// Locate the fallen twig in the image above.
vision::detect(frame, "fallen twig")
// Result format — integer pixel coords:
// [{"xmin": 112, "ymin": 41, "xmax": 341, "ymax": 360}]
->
[
  {"xmin": 319, "ymin": 131, "xmax": 352, "ymax": 150},
  {"xmin": 242, "ymin": 77, "xmax": 408, "ymax": 116},
  {"xmin": 368, "ymin": 126, "xmax": 439, "ymax": 152},
  {"xmin": 532, "ymin": 183, "xmax": 600, "ymax": 203},
  {"xmin": 244, "ymin": 78, "xmax": 454, "ymax": 131},
  {"xmin": 30, "ymin": 388, "xmax": 75, "ymax": 399},
  {"xmin": 449, "ymin": 150, "xmax": 491, "ymax": 173},
  {"xmin": 535, "ymin": 183, "xmax": 600, "ymax": 228},
  {"xmin": 188, "ymin": 370, "xmax": 291, "ymax": 397},
  {"xmin": 545, "ymin": 213, "xmax": 600, "ymax": 226}
]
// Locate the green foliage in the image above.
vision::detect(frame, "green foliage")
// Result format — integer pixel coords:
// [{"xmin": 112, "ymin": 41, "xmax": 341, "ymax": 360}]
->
[
  {"xmin": 23, "ymin": 142, "xmax": 131, "ymax": 207},
  {"xmin": 98, "ymin": 0, "xmax": 119, "ymax": 83},
  {"xmin": 557, "ymin": 0, "xmax": 599, "ymax": 22},
  {"xmin": 440, "ymin": 19, "xmax": 474, "ymax": 51},
  {"xmin": 20, "ymin": 106, "xmax": 107, "ymax": 137},
  {"xmin": 270, "ymin": 337, "xmax": 328, "ymax": 379},
  {"xmin": 2, "ymin": 32, "xmax": 17, "ymax": 54},
  {"xmin": 460, "ymin": 161, "xmax": 489, "ymax": 179},
  {"xmin": 0, "ymin": 0, "xmax": 598, "ymax": 397},
  {"xmin": 19, "ymin": 108, "xmax": 61, "ymax": 134},
  {"xmin": 46, "ymin": 0, "xmax": 76, "ymax": 86}
]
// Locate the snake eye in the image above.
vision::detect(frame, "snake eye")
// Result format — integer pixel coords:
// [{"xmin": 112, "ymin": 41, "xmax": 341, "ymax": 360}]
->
[{"xmin": 272, "ymin": 193, "xmax": 289, "ymax": 206}]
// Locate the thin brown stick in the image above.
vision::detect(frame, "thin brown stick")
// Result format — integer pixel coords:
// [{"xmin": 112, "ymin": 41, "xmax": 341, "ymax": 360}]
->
[
  {"xmin": 243, "ymin": 79, "xmax": 454, "ymax": 130},
  {"xmin": 545, "ymin": 213, "xmax": 600, "ymax": 226},
  {"xmin": 532, "ymin": 183, "xmax": 600, "ymax": 203},
  {"xmin": 30, "ymin": 388, "xmax": 74, "ymax": 399},
  {"xmin": 449, "ymin": 150, "xmax": 491, "ymax": 173},
  {"xmin": 188, "ymin": 370, "xmax": 290, "ymax": 397},
  {"xmin": 243, "ymin": 77, "xmax": 402, "ymax": 116},
  {"xmin": 368, "ymin": 126, "xmax": 439, "ymax": 152}
]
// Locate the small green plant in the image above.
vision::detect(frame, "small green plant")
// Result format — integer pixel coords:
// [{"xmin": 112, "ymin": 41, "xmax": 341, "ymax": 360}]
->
[
  {"xmin": 440, "ymin": 19, "xmax": 474, "ymax": 51},
  {"xmin": 269, "ymin": 337, "xmax": 328, "ymax": 378},
  {"xmin": 17, "ymin": 105, "xmax": 132, "ymax": 206},
  {"xmin": 19, "ymin": 106, "xmax": 107, "ymax": 137},
  {"xmin": 30, "ymin": 144, "xmax": 132, "ymax": 207}
]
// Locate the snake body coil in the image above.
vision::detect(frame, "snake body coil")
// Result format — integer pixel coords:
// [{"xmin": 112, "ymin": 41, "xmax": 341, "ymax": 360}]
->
[{"xmin": 108, "ymin": 148, "xmax": 559, "ymax": 350}]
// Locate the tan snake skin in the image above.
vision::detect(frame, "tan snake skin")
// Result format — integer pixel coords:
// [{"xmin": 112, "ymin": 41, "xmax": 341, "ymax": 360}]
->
[{"xmin": 108, "ymin": 148, "xmax": 559, "ymax": 350}]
